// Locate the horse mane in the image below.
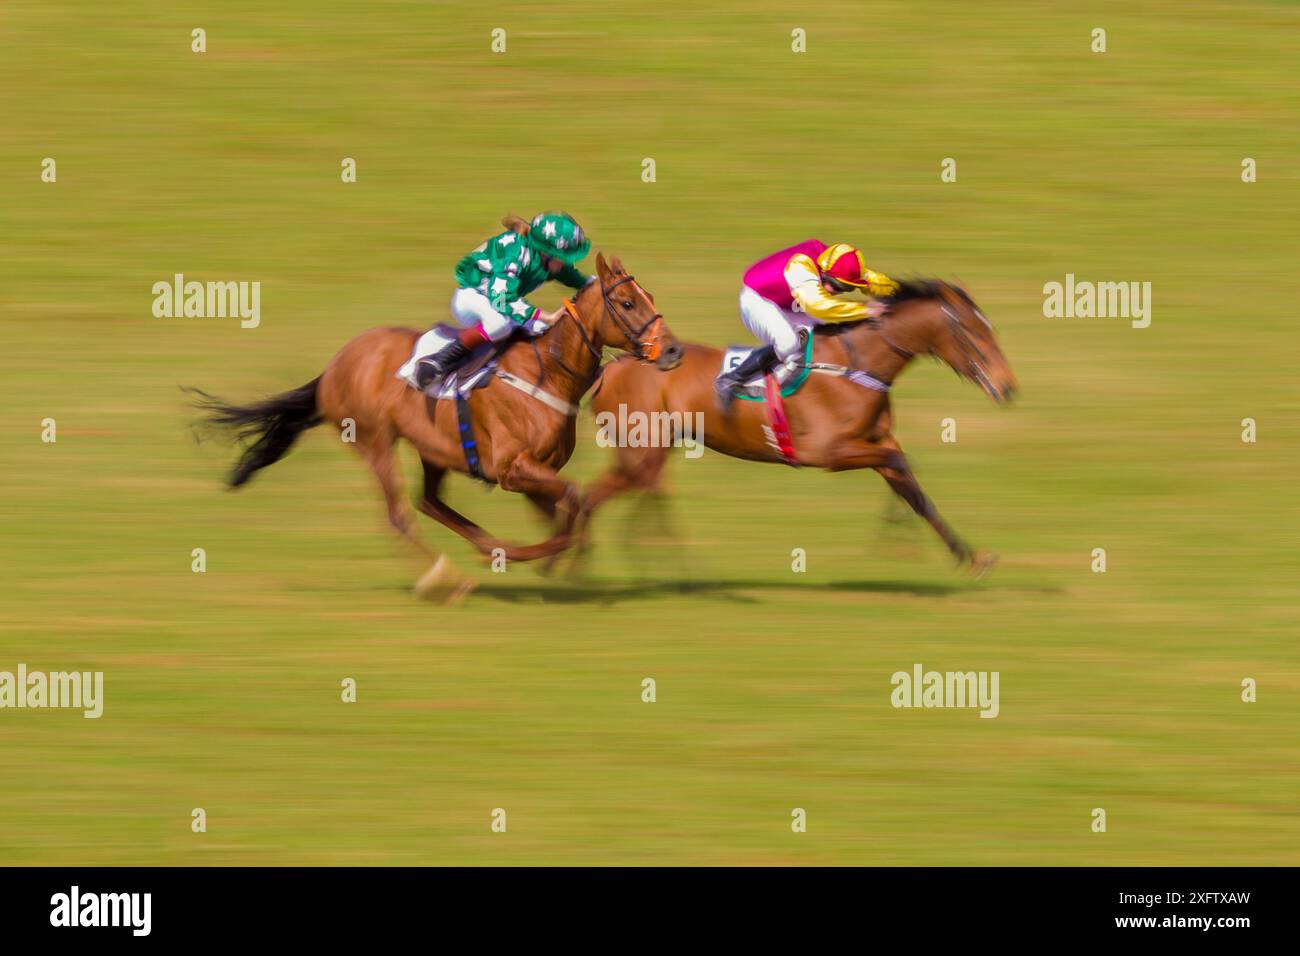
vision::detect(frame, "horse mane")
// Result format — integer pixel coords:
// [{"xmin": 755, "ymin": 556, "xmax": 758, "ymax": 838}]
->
[
  {"xmin": 813, "ymin": 278, "xmax": 972, "ymax": 337},
  {"xmin": 883, "ymin": 280, "xmax": 977, "ymax": 306}
]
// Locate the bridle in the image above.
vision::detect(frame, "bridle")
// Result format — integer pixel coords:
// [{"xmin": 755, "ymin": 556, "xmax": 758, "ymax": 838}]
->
[
  {"xmin": 544, "ymin": 272, "xmax": 666, "ymax": 386},
  {"xmin": 589, "ymin": 272, "xmax": 667, "ymax": 363},
  {"xmin": 872, "ymin": 286, "xmax": 994, "ymax": 392},
  {"xmin": 937, "ymin": 289, "xmax": 997, "ymax": 395}
]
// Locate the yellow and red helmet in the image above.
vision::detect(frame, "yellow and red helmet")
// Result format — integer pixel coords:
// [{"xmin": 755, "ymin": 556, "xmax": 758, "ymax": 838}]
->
[{"xmin": 815, "ymin": 243, "xmax": 871, "ymax": 289}]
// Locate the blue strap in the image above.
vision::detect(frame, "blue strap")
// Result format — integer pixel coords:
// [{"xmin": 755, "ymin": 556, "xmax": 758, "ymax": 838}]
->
[{"xmin": 454, "ymin": 394, "xmax": 491, "ymax": 483}]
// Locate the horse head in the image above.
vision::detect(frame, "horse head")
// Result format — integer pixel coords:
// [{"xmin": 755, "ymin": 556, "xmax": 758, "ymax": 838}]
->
[
  {"xmin": 879, "ymin": 280, "xmax": 1017, "ymax": 404},
  {"xmin": 574, "ymin": 253, "xmax": 683, "ymax": 371}
]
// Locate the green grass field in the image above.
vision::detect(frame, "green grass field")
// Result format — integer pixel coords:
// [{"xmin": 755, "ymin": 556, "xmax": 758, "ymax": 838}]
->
[{"xmin": 2, "ymin": 1, "xmax": 1298, "ymax": 865}]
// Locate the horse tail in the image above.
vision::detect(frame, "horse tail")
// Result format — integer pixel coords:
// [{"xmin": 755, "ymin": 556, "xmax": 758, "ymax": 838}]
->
[{"xmin": 187, "ymin": 377, "xmax": 323, "ymax": 487}]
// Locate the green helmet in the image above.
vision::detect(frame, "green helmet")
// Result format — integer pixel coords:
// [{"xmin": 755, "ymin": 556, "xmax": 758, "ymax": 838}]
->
[{"xmin": 526, "ymin": 211, "xmax": 591, "ymax": 264}]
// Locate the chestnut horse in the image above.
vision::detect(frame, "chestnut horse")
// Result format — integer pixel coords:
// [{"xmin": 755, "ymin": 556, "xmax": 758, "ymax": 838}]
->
[
  {"xmin": 192, "ymin": 254, "xmax": 681, "ymax": 597},
  {"xmin": 579, "ymin": 280, "xmax": 1016, "ymax": 574}
]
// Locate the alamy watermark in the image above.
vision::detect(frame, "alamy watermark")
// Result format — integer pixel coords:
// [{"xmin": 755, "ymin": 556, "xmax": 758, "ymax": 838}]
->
[
  {"xmin": 152, "ymin": 273, "xmax": 260, "ymax": 328},
  {"xmin": 1042, "ymin": 274, "xmax": 1151, "ymax": 328},
  {"xmin": 50, "ymin": 886, "xmax": 150, "ymax": 936},
  {"xmin": 0, "ymin": 664, "xmax": 103, "ymax": 718},
  {"xmin": 890, "ymin": 663, "xmax": 999, "ymax": 718},
  {"xmin": 594, "ymin": 403, "xmax": 704, "ymax": 459}
]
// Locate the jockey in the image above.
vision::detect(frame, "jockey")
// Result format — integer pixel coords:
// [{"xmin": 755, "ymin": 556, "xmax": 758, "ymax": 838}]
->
[
  {"xmin": 714, "ymin": 240, "xmax": 898, "ymax": 411},
  {"xmin": 415, "ymin": 212, "xmax": 594, "ymax": 389}
]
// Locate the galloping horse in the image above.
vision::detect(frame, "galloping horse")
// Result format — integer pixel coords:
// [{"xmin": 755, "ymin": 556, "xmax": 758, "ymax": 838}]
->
[
  {"xmin": 192, "ymin": 254, "xmax": 682, "ymax": 596},
  {"xmin": 580, "ymin": 280, "xmax": 1017, "ymax": 574}
]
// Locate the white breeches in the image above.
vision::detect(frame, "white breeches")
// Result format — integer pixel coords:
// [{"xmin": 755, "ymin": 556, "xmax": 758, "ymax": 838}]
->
[
  {"xmin": 450, "ymin": 287, "xmax": 513, "ymax": 341},
  {"xmin": 738, "ymin": 285, "xmax": 818, "ymax": 360}
]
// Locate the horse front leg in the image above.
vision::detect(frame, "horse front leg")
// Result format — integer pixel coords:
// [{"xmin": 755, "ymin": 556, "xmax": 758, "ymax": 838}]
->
[
  {"xmin": 497, "ymin": 452, "xmax": 581, "ymax": 543},
  {"xmin": 538, "ymin": 460, "xmax": 635, "ymax": 577},
  {"xmin": 567, "ymin": 444, "xmax": 670, "ymax": 564},
  {"xmin": 415, "ymin": 456, "xmax": 574, "ymax": 563},
  {"xmin": 829, "ymin": 439, "xmax": 994, "ymax": 576}
]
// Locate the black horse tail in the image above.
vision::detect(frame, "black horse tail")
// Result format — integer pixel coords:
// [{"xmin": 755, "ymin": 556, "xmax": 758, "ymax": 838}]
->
[{"xmin": 187, "ymin": 377, "xmax": 323, "ymax": 487}]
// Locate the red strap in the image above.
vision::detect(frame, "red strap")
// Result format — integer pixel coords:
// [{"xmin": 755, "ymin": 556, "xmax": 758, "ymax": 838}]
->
[
  {"xmin": 458, "ymin": 323, "xmax": 491, "ymax": 347},
  {"xmin": 764, "ymin": 374, "xmax": 799, "ymax": 466}
]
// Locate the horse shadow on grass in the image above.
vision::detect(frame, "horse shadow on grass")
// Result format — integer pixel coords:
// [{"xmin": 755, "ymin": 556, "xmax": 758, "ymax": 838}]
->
[
  {"xmin": 408, "ymin": 491, "xmax": 1062, "ymax": 605},
  {"xmin": 470, "ymin": 577, "xmax": 1007, "ymax": 606}
]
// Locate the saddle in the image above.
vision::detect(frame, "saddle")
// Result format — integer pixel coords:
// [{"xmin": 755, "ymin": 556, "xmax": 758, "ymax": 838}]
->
[
  {"xmin": 718, "ymin": 331, "xmax": 815, "ymax": 402},
  {"xmin": 396, "ymin": 319, "xmax": 547, "ymax": 399},
  {"xmin": 716, "ymin": 329, "xmax": 892, "ymax": 403},
  {"xmin": 395, "ymin": 320, "xmax": 575, "ymax": 486}
]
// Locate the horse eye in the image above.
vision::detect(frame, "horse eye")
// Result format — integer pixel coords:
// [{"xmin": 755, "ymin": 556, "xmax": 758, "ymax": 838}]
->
[{"xmin": 622, "ymin": 300, "xmax": 634, "ymax": 309}]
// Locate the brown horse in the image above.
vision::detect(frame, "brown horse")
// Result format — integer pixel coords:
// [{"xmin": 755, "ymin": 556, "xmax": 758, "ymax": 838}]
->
[
  {"xmin": 578, "ymin": 280, "xmax": 1017, "ymax": 574},
  {"xmin": 192, "ymin": 253, "xmax": 682, "ymax": 597}
]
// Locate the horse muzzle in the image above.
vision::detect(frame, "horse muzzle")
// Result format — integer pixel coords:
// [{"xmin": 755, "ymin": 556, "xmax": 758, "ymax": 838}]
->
[{"xmin": 656, "ymin": 341, "xmax": 684, "ymax": 371}]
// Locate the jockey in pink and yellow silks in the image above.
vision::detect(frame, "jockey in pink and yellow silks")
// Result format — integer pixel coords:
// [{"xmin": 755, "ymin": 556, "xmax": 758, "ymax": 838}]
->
[{"xmin": 715, "ymin": 240, "xmax": 899, "ymax": 410}]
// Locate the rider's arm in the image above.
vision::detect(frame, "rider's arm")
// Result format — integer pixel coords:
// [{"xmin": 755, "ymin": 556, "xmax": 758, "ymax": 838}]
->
[
  {"xmin": 862, "ymin": 269, "xmax": 899, "ymax": 297},
  {"xmin": 551, "ymin": 262, "xmax": 592, "ymax": 291},
  {"xmin": 784, "ymin": 254, "xmax": 871, "ymax": 322}
]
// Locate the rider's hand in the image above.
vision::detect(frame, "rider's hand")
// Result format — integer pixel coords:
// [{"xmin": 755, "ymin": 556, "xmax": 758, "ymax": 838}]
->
[
  {"xmin": 866, "ymin": 300, "xmax": 888, "ymax": 319},
  {"xmin": 536, "ymin": 308, "xmax": 565, "ymax": 325}
]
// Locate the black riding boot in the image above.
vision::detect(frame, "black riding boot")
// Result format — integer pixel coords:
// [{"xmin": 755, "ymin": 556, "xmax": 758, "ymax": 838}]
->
[
  {"xmin": 415, "ymin": 339, "xmax": 472, "ymax": 390},
  {"xmin": 714, "ymin": 344, "xmax": 777, "ymax": 413}
]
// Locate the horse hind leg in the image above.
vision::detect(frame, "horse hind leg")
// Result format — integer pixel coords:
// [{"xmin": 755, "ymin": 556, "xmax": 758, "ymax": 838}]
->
[
  {"xmin": 408, "ymin": 459, "xmax": 475, "ymax": 602},
  {"xmin": 353, "ymin": 429, "xmax": 430, "ymax": 554}
]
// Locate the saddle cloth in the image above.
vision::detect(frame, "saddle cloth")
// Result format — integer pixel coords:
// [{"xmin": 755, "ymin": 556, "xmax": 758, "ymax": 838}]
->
[{"xmin": 719, "ymin": 332, "xmax": 814, "ymax": 402}]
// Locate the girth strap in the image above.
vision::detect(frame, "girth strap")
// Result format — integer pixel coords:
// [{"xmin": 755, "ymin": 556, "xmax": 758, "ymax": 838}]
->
[{"xmin": 454, "ymin": 393, "xmax": 492, "ymax": 484}]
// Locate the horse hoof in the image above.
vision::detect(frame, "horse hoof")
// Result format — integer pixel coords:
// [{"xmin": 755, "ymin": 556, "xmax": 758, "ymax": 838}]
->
[
  {"xmin": 968, "ymin": 551, "xmax": 998, "ymax": 580},
  {"xmin": 414, "ymin": 555, "xmax": 476, "ymax": 604}
]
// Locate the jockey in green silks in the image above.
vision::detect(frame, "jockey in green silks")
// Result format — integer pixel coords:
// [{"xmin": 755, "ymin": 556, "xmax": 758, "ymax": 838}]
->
[{"xmin": 415, "ymin": 212, "xmax": 594, "ymax": 389}]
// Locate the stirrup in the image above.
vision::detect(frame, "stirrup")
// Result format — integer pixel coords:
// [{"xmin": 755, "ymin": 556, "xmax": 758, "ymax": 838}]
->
[
  {"xmin": 414, "ymin": 358, "xmax": 445, "ymax": 391},
  {"xmin": 714, "ymin": 374, "xmax": 744, "ymax": 413}
]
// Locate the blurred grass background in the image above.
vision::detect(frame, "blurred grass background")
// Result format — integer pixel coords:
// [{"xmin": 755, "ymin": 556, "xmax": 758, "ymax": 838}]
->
[{"xmin": 1, "ymin": 1, "xmax": 1297, "ymax": 864}]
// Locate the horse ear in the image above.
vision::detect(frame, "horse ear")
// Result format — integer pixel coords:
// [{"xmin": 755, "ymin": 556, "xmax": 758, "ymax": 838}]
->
[
  {"xmin": 610, "ymin": 255, "xmax": 625, "ymax": 275},
  {"xmin": 595, "ymin": 252, "xmax": 611, "ymax": 281}
]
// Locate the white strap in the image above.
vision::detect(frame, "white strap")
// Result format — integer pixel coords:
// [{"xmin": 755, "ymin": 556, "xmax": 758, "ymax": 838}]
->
[
  {"xmin": 494, "ymin": 370, "xmax": 580, "ymax": 416},
  {"xmin": 807, "ymin": 363, "xmax": 890, "ymax": 392}
]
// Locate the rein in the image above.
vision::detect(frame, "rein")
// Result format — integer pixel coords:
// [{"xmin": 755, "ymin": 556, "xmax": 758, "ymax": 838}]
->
[
  {"xmin": 939, "ymin": 300, "xmax": 996, "ymax": 395},
  {"xmin": 841, "ymin": 288, "xmax": 993, "ymax": 391},
  {"xmin": 548, "ymin": 272, "xmax": 664, "ymax": 381},
  {"xmin": 503, "ymin": 271, "xmax": 666, "ymax": 417},
  {"xmin": 545, "ymin": 298, "xmax": 600, "ymax": 387}
]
